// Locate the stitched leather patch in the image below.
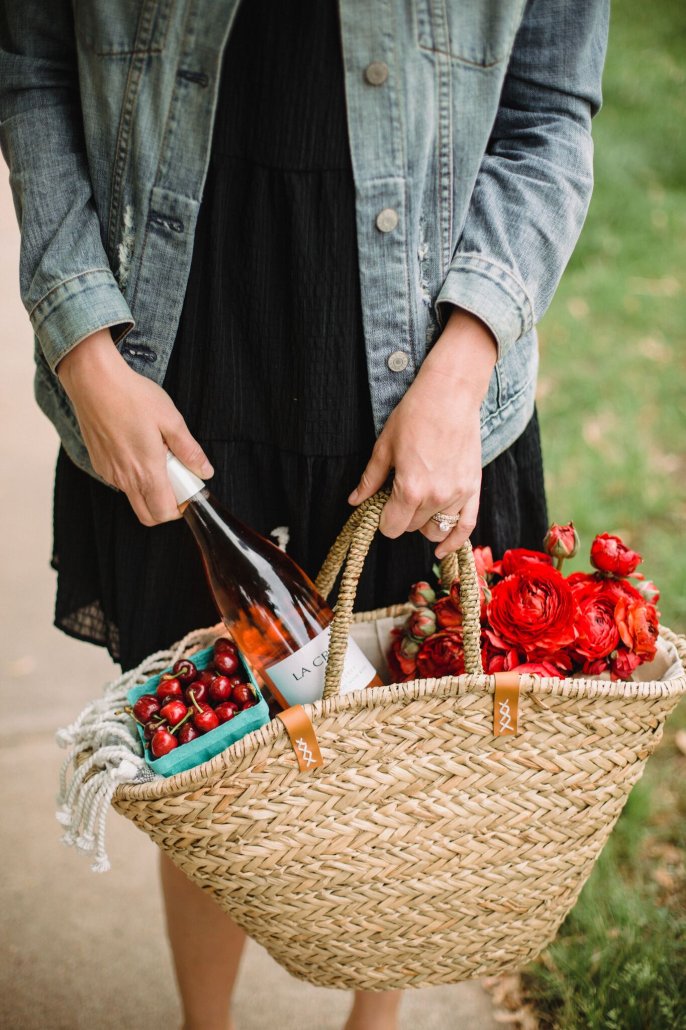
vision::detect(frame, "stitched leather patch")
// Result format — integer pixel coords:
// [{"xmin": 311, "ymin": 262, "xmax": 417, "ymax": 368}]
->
[
  {"xmin": 275, "ymin": 705, "xmax": 324, "ymax": 772},
  {"xmin": 493, "ymin": 672, "xmax": 521, "ymax": 736}
]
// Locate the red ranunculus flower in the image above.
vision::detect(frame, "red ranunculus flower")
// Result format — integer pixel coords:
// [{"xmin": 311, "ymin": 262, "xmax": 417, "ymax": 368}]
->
[
  {"xmin": 433, "ymin": 595, "xmax": 463, "ymax": 630},
  {"xmin": 580, "ymin": 657, "xmax": 612, "ymax": 677},
  {"xmin": 615, "ymin": 595, "xmax": 659, "ymax": 662},
  {"xmin": 543, "ymin": 522, "xmax": 579, "ymax": 560},
  {"xmin": 568, "ymin": 571, "xmax": 644, "ymax": 605},
  {"xmin": 510, "ymin": 661, "xmax": 565, "ymax": 679},
  {"xmin": 487, "ymin": 564, "xmax": 576, "ymax": 660},
  {"xmin": 387, "ymin": 628, "xmax": 419, "ymax": 681},
  {"xmin": 493, "ymin": 548, "xmax": 553, "ymax": 577},
  {"xmin": 416, "ymin": 630, "xmax": 465, "ymax": 678},
  {"xmin": 473, "ymin": 546, "xmax": 496, "ymax": 581},
  {"xmin": 481, "ymin": 628, "xmax": 522, "ymax": 673},
  {"xmin": 449, "ymin": 576, "xmax": 490, "ymax": 621},
  {"xmin": 610, "ymin": 647, "xmax": 643, "ymax": 681},
  {"xmin": 570, "ymin": 577, "xmax": 621, "ymax": 661},
  {"xmin": 590, "ymin": 533, "xmax": 642, "ymax": 576},
  {"xmin": 630, "ymin": 573, "xmax": 661, "ymax": 606}
]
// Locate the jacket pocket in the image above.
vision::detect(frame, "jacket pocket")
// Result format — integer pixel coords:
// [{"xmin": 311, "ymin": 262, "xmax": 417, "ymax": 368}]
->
[
  {"xmin": 415, "ymin": 0, "xmax": 525, "ymax": 67},
  {"xmin": 74, "ymin": 0, "xmax": 172, "ymax": 57}
]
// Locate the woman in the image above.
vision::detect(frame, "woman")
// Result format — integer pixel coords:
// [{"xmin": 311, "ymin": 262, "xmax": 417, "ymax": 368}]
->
[{"xmin": 0, "ymin": 1, "xmax": 608, "ymax": 1027}]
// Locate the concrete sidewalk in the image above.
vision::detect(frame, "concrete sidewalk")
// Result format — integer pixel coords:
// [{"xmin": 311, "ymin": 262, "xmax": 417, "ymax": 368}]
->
[{"xmin": 0, "ymin": 177, "xmax": 497, "ymax": 1029}]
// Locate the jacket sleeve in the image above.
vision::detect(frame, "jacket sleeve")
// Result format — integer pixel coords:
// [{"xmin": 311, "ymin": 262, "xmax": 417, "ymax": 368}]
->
[
  {"xmin": 435, "ymin": 0, "xmax": 610, "ymax": 360},
  {"xmin": 0, "ymin": 3, "xmax": 134, "ymax": 372}
]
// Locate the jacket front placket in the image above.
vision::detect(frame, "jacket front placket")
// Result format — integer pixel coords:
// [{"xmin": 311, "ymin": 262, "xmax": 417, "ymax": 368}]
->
[
  {"xmin": 121, "ymin": 0, "xmax": 241, "ymax": 382},
  {"xmin": 338, "ymin": 0, "xmax": 415, "ymax": 438}
]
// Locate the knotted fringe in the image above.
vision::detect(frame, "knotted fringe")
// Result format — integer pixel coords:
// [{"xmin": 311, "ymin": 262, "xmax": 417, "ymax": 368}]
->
[{"xmin": 55, "ymin": 624, "xmax": 220, "ymax": 872}]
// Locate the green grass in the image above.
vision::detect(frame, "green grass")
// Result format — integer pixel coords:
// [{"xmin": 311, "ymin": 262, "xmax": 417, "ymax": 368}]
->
[
  {"xmin": 538, "ymin": 0, "xmax": 686, "ymax": 628},
  {"xmin": 522, "ymin": 0, "xmax": 686, "ymax": 1025}
]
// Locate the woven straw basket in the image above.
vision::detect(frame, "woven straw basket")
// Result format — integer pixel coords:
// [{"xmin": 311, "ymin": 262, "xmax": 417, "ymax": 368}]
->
[{"xmin": 112, "ymin": 492, "xmax": 686, "ymax": 991}]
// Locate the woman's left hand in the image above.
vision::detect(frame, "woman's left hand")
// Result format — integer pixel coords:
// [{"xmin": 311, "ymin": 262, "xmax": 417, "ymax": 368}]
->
[{"xmin": 348, "ymin": 308, "xmax": 498, "ymax": 558}]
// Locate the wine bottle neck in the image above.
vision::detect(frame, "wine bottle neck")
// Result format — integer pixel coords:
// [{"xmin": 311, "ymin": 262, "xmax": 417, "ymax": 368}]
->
[{"xmin": 166, "ymin": 452, "xmax": 205, "ymax": 505}]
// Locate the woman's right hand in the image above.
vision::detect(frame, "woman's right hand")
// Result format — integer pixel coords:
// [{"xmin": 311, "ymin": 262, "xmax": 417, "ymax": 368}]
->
[{"xmin": 56, "ymin": 329, "xmax": 213, "ymax": 526}]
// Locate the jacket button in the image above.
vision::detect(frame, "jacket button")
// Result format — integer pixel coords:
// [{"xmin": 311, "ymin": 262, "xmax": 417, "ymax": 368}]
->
[
  {"xmin": 364, "ymin": 61, "xmax": 389, "ymax": 86},
  {"xmin": 376, "ymin": 208, "xmax": 399, "ymax": 233},
  {"xmin": 387, "ymin": 350, "xmax": 409, "ymax": 372}
]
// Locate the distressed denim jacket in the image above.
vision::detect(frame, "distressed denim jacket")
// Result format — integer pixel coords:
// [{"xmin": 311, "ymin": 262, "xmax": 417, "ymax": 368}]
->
[{"xmin": 0, "ymin": 1, "xmax": 608, "ymax": 479}]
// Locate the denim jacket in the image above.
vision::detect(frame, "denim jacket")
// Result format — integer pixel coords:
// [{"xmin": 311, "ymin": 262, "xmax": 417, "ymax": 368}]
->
[{"xmin": 0, "ymin": 1, "xmax": 608, "ymax": 479}]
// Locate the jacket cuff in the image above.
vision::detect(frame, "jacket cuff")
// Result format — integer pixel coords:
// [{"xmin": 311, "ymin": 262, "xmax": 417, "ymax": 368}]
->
[
  {"xmin": 435, "ymin": 254, "xmax": 534, "ymax": 361},
  {"xmin": 29, "ymin": 268, "xmax": 135, "ymax": 372}
]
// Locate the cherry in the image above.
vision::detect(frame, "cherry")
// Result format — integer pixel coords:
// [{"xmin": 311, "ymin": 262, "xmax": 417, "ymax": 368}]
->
[
  {"xmin": 214, "ymin": 637, "xmax": 237, "ymax": 655},
  {"xmin": 231, "ymin": 683, "xmax": 254, "ymax": 706},
  {"xmin": 214, "ymin": 650, "xmax": 240, "ymax": 676},
  {"xmin": 159, "ymin": 699, "xmax": 188, "ymax": 727},
  {"xmin": 214, "ymin": 701, "xmax": 239, "ymax": 724},
  {"xmin": 156, "ymin": 677, "xmax": 183, "ymax": 702},
  {"xmin": 197, "ymin": 670, "xmax": 215, "ymax": 687},
  {"xmin": 240, "ymin": 699, "xmax": 257, "ymax": 710},
  {"xmin": 192, "ymin": 703, "xmax": 220, "ymax": 734},
  {"xmin": 185, "ymin": 680, "xmax": 209, "ymax": 706},
  {"xmin": 172, "ymin": 659, "xmax": 198, "ymax": 685},
  {"xmin": 132, "ymin": 695, "xmax": 160, "ymax": 723},
  {"xmin": 229, "ymin": 675, "xmax": 245, "ymax": 688},
  {"xmin": 178, "ymin": 722, "xmax": 201, "ymax": 745},
  {"xmin": 208, "ymin": 675, "xmax": 232, "ymax": 704},
  {"xmin": 151, "ymin": 728, "xmax": 179, "ymax": 758}
]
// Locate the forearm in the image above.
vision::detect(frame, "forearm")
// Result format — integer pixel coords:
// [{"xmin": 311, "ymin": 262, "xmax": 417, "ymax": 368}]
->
[{"xmin": 418, "ymin": 308, "xmax": 497, "ymax": 405}]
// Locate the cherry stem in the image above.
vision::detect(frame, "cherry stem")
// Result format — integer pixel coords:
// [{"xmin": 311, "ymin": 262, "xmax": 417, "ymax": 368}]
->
[
  {"xmin": 189, "ymin": 691, "xmax": 204, "ymax": 713},
  {"xmin": 170, "ymin": 709, "xmax": 194, "ymax": 735}
]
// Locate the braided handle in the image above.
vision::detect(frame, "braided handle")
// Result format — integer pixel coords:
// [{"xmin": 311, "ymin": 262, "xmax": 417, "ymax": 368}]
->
[{"xmin": 316, "ymin": 491, "xmax": 484, "ymax": 700}]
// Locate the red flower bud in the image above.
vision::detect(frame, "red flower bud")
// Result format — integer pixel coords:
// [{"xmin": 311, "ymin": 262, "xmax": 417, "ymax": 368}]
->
[
  {"xmin": 407, "ymin": 607, "xmax": 437, "ymax": 640},
  {"xmin": 590, "ymin": 533, "xmax": 642, "ymax": 577},
  {"xmin": 408, "ymin": 581, "xmax": 436, "ymax": 606},
  {"xmin": 544, "ymin": 521, "xmax": 579, "ymax": 560},
  {"xmin": 387, "ymin": 629, "xmax": 419, "ymax": 681}
]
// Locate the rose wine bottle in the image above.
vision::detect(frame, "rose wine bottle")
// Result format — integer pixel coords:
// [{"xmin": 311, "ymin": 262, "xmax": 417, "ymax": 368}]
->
[{"xmin": 166, "ymin": 453, "xmax": 382, "ymax": 712}]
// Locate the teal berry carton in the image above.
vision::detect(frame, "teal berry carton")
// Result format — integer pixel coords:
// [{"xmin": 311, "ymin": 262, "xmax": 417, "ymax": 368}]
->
[{"xmin": 127, "ymin": 643, "xmax": 270, "ymax": 777}]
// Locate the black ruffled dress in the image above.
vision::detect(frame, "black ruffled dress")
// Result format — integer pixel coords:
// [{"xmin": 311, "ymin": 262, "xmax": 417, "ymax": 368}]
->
[{"xmin": 52, "ymin": 0, "xmax": 548, "ymax": 671}]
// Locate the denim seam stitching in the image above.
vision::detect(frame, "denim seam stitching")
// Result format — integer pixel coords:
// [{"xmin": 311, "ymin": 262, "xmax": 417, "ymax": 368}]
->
[
  {"xmin": 28, "ymin": 268, "xmax": 119, "ymax": 320},
  {"xmin": 448, "ymin": 255, "xmax": 535, "ymax": 324}
]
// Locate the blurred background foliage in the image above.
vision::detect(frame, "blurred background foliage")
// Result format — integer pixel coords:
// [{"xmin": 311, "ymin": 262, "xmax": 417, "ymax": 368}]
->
[{"xmin": 522, "ymin": 0, "xmax": 686, "ymax": 1026}]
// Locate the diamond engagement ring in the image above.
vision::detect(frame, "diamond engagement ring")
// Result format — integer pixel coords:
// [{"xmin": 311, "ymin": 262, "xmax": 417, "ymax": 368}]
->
[{"xmin": 431, "ymin": 511, "xmax": 461, "ymax": 534}]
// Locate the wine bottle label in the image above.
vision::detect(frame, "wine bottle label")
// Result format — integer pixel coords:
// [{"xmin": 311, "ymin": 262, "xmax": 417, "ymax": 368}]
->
[{"xmin": 266, "ymin": 626, "xmax": 376, "ymax": 706}]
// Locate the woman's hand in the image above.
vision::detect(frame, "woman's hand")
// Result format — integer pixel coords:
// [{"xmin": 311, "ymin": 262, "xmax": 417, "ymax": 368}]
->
[
  {"xmin": 56, "ymin": 329, "xmax": 213, "ymax": 526},
  {"xmin": 348, "ymin": 309, "xmax": 497, "ymax": 558}
]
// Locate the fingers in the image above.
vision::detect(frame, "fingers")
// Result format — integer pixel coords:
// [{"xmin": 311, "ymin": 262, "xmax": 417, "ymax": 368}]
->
[
  {"xmin": 434, "ymin": 491, "xmax": 480, "ymax": 559},
  {"xmin": 348, "ymin": 441, "xmax": 391, "ymax": 506},
  {"xmin": 163, "ymin": 414, "xmax": 214, "ymax": 480},
  {"xmin": 108, "ymin": 448, "xmax": 182, "ymax": 527}
]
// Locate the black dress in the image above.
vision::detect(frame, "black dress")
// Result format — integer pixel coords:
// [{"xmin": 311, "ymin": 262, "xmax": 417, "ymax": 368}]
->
[{"xmin": 52, "ymin": 0, "xmax": 548, "ymax": 672}]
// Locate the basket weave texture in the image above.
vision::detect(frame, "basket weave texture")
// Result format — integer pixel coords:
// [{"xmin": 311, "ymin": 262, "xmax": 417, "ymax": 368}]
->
[{"xmin": 112, "ymin": 493, "xmax": 686, "ymax": 991}]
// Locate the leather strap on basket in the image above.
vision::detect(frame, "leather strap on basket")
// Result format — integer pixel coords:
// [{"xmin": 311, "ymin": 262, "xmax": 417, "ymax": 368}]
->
[
  {"xmin": 275, "ymin": 705, "xmax": 324, "ymax": 772},
  {"xmin": 315, "ymin": 491, "xmax": 484, "ymax": 700},
  {"xmin": 493, "ymin": 672, "xmax": 522, "ymax": 736}
]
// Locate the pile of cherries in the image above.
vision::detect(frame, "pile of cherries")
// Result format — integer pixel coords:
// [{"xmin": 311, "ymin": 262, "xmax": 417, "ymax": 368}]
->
[{"xmin": 127, "ymin": 637, "xmax": 258, "ymax": 759}]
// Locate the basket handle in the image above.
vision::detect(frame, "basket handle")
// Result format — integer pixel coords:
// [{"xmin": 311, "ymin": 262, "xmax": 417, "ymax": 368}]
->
[{"xmin": 315, "ymin": 491, "xmax": 484, "ymax": 700}]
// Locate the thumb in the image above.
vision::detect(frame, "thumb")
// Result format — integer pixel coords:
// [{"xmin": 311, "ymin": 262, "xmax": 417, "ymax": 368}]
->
[
  {"xmin": 164, "ymin": 417, "xmax": 214, "ymax": 480},
  {"xmin": 348, "ymin": 444, "xmax": 391, "ymax": 506}
]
